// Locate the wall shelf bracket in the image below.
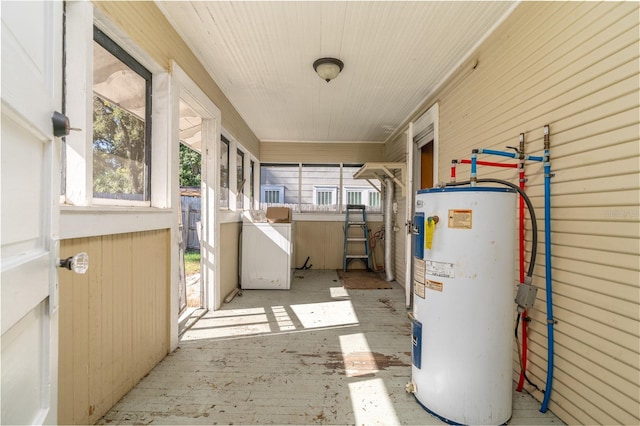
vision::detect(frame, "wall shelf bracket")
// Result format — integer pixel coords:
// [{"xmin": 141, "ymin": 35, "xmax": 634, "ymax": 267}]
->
[{"xmin": 353, "ymin": 162, "xmax": 407, "ymax": 196}]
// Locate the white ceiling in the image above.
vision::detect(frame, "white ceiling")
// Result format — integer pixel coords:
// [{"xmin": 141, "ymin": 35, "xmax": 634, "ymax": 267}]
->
[{"xmin": 157, "ymin": 1, "xmax": 516, "ymax": 143}]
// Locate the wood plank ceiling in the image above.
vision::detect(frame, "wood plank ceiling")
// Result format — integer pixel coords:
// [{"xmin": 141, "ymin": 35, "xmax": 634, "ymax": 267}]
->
[{"xmin": 157, "ymin": 1, "xmax": 516, "ymax": 143}]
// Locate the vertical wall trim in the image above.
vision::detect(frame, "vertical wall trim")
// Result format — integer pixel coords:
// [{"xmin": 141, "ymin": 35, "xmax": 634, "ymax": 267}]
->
[{"xmin": 405, "ymin": 122, "xmax": 414, "ymax": 307}]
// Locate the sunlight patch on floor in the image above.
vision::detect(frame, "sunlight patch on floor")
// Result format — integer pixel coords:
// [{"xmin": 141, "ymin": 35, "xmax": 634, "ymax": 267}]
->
[
  {"xmin": 349, "ymin": 378, "xmax": 400, "ymax": 425},
  {"xmin": 290, "ymin": 300, "xmax": 359, "ymax": 329},
  {"xmin": 339, "ymin": 333, "xmax": 379, "ymax": 377}
]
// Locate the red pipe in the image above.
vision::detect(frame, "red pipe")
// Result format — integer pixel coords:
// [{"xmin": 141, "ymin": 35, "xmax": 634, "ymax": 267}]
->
[
  {"xmin": 456, "ymin": 150, "xmax": 529, "ymax": 391},
  {"xmin": 460, "ymin": 159, "xmax": 518, "ymax": 168},
  {"xmin": 517, "ymin": 161, "xmax": 528, "ymax": 392}
]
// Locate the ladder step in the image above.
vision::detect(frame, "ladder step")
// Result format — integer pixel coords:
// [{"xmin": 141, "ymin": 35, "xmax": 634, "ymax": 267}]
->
[{"xmin": 343, "ymin": 204, "xmax": 370, "ymax": 272}]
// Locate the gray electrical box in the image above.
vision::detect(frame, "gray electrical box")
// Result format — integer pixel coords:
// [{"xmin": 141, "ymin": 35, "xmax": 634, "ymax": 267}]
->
[{"xmin": 515, "ymin": 283, "xmax": 537, "ymax": 309}]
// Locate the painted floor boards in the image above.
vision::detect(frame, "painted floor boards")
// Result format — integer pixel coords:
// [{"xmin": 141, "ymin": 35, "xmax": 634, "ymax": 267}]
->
[{"xmin": 98, "ymin": 269, "xmax": 564, "ymax": 425}]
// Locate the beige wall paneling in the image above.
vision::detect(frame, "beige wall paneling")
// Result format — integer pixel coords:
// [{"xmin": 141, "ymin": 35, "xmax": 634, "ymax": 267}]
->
[
  {"xmin": 295, "ymin": 223, "xmax": 328, "ymax": 269},
  {"xmin": 93, "ymin": 1, "xmax": 260, "ymax": 157},
  {"xmin": 294, "ymin": 221, "xmax": 383, "ymax": 270},
  {"xmin": 260, "ymin": 142, "xmax": 385, "ymax": 164},
  {"xmin": 58, "ymin": 230, "xmax": 171, "ymax": 424},
  {"xmin": 110, "ymin": 233, "xmax": 134, "ymax": 408},
  {"xmin": 221, "ymin": 223, "xmax": 241, "ymax": 299},
  {"xmin": 386, "ymin": 2, "xmax": 639, "ymax": 424}
]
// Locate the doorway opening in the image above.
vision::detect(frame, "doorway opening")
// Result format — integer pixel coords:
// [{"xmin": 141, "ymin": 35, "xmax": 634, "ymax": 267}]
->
[
  {"xmin": 178, "ymin": 100, "xmax": 203, "ymax": 316},
  {"xmin": 420, "ymin": 141, "xmax": 434, "ymax": 190}
]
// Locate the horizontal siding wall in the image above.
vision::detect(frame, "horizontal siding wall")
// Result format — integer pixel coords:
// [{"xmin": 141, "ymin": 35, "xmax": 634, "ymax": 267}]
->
[
  {"xmin": 388, "ymin": 2, "xmax": 639, "ymax": 425},
  {"xmin": 384, "ymin": 133, "xmax": 408, "ymax": 288},
  {"xmin": 94, "ymin": 1, "xmax": 260, "ymax": 157},
  {"xmin": 260, "ymin": 142, "xmax": 384, "ymax": 163},
  {"xmin": 58, "ymin": 230, "xmax": 170, "ymax": 425}
]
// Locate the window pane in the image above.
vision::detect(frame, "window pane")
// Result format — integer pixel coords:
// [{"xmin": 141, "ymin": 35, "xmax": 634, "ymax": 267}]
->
[
  {"xmin": 316, "ymin": 189, "xmax": 335, "ymax": 205},
  {"xmin": 302, "ymin": 165, "xmax": 339, "ymax": 212},
  {"xmin": 92, "ymin": 37, "xmax": 150, "ymax": 201},
  {"xmin": 237, "ymin": 150, "xmax": 244, "ymax": 210},
  {"xmin": 250, "ymin": 160, "xmax": 255, "ymax": 206},
  {"xmin": 369, "ymin": 191, "xmax": 381, "ymax": 208},
  {"xmin": 262, "ymin": 187, "xmax": 282, "ymax": 203},
  {"xmin": 220, "ymin": 137, "xmax": 229, "ymax": 208},
  {"xmin": 346, "ymin": 191, "xmax": 362, "ymax": 205},
  {"xmin": 260, "ymin": 164, "xmax": 298, "ymax": 211}
]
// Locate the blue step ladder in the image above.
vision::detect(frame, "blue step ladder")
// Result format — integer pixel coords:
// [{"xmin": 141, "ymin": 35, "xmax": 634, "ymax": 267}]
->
[{"xmin": 343, "ymin": 204, "xmax": 371, "ymax": 271}]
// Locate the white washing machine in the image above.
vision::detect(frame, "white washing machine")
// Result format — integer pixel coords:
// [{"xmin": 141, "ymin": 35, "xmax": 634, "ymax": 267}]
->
[{"xmin": 241, "ymin": 214, "xmax": 295, "ymax": 290}]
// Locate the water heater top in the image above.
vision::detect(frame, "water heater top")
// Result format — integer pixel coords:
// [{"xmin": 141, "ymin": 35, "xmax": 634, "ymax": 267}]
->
[{"xmin": 417, "ymin": 186, "xmax": 515, "ymax": 195}]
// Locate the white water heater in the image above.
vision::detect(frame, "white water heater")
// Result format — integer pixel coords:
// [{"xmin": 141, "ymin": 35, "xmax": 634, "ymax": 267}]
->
[{"xmin": 411, "ymin": 187, "xmax": 516, "ymax": 425}]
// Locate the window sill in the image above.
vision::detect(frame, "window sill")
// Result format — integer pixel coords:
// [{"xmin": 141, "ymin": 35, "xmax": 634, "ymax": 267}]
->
[
  {"xmin": 292, "ymin": 213, "xmax": 384, "ymax": 222},
  {"xmin": 60, "ymin": 205, "xmax": 175, "ymax": 239}
]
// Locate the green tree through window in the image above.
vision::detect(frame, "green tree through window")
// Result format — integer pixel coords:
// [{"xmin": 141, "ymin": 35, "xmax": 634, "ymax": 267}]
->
[
  {"xmin": 179, "ymin": 143, "xmax": 201, "ymax": 187},
  {"xmin": 93, "ymin": 95, "xmax": 146, "ymax": 196}
]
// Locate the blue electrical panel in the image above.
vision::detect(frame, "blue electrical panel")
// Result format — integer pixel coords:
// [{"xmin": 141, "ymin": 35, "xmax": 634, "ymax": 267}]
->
[
  {"xmin": 412, "ymin": 318, "xmax": 422, "ymax": 369},
  {"xmin": 413, "ymin": 212, "xmax": 425, "ymax": 259}
]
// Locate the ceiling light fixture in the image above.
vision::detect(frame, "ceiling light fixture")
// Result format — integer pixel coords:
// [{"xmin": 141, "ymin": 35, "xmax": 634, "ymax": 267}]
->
[{"xmin": 313, "ymin": 57, "xmax": 344, "ymax": 83}]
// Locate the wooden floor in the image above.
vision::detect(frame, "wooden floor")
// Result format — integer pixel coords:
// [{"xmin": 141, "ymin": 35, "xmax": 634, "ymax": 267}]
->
[{"xmin": 98, "ymin": 270, "xmax": 564, "ymax": 425}]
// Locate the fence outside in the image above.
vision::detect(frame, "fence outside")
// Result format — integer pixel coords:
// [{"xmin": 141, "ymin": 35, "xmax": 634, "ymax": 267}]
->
[{"xmin": 181, "ymin": 195, "xmax": 201, "ymax": 250}]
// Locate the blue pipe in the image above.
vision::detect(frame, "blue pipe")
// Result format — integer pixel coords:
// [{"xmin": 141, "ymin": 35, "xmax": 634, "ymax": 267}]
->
[
  {"xmin": 479, "ymin": 148, "xmax": 544, "ymax": 162},
  {"xmin": 479, "ymin": 148, "xmax": 516, "ymax": 158},
  {"xmin": 541, "ymin": 128, "xmax": 555, "ymax": 412},
  {"xmin": 470, "ymin": 150, "xmax": 477, "ymax": 186}
]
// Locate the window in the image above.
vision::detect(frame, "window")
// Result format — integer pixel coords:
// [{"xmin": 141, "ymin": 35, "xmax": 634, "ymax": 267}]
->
[
  {"xmin": 237, "ymin": 149, "xmax": 245, "ymax": 209},
  {"xmin": 220, "ymin": 136, "xmax": 229, "ymax": 208},
  {"xmin": 369, "ymin": 191, "xmax": 381, "ymax": 208},
  {"xmin": 260, "ymin": 163, "xmax": 298, "ymax": 211},
  {"xmin": 250, "ymin": 160, "xmax": 255, "ymax": 207},
  {"xmin": 314, "ymin": 186, "xmax": 338, "ymax": 206},
  {"xmin": 346, "ymin": 190, "xmax": 362, "ymax": 205},
  {"xmin": 344, "ymin": 187, "xmax": 381, "ymax": 210},
  {"xmin": 342, "ymin": 165, "xmax": 382, "ymax": 213},
  {"xmin": 92, "ymin": 27, "xmax": 152, "ymax": 201},
  {"xmin": 302, "ymin": 164, "xmax": 340, "ymax": 212},
  {"xmin": 261, "ymin": 185, "xmax": 284, "ymax": 204},
  {"xmin": 260, "ymin": 163, "xmax": 381, "ymax": 214}
]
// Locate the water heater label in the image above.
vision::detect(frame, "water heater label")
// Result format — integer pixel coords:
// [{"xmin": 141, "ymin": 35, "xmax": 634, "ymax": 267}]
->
[
  {"xmin": 426, "ymin": 280, "xmax": 443, "ymax": 292},
  {"xmin": 425, "ymin": 260, "xmax": 455, "ymax": 278},
  {"xmin": 414, "ymin": 281, "xmax": 426, "ymax": 298},
  {"xmin": 448, "ymin": 209, "xmax": 473, "ymax": 229},
  {"xmin": 413, "ymin": 258, "xmax": 425, "ymax": 284}
]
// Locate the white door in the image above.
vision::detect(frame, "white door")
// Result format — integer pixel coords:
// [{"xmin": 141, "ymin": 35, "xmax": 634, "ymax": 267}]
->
[{"xmin": 1, "ymin": 1, "xmax": 63, "ymax": 424}]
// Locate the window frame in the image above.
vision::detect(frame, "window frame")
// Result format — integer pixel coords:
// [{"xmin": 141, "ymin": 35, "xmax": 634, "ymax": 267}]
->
[
  {"xmin": 250, "ymin": 159, "xmax": 255, "ymax": 207},
  {"xmin": 343, "ymin": 186, "xmax": 381, "ymax": 209},
  {"xmin": 313, "ymin": 186, "xmax": 338, "ymax": 206},
  {"xmin": 61, "ymin": 2, "xmax": 173, "ymax": 238},
  {"xmin": 220, "ymin": 135, "xmax": 230, "ymax": 209},
  {"xmin": 259, "ymin": 162, "xmax": 383, "ymax": 216},
  {"xmin": 92, "ymin": 26, "xmax": 153, "ymax": 203},
  {"xmin": 236, "ymin": 148, "xmax": 245, "ymax": 210},
  {"xmin": 261, "ymin": 185, "xmax": 284, "ymax": 204}
]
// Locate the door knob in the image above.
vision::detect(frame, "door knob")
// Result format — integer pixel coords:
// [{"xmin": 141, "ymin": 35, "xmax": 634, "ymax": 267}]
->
[{"xmin": 58, "ymin": 252, "xmax": 89, "ymax": 274}]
